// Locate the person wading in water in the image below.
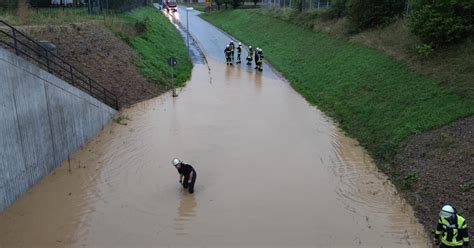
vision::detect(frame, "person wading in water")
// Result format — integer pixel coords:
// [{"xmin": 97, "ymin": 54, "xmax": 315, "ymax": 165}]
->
[{"xmin": 172, "ymin": 158, "xmax": 197, "ymax": 194}]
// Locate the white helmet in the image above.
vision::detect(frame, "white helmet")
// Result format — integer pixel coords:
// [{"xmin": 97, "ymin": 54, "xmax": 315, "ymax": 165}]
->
[
  {"xmin": 249, "ymin": 46, "xmax": 252, "ymax": 49},
  {"xmin": 172, "ymin": 158, "xmax": 181, "ymax": 166},
  {"xmin": 238, "ymin": 42, "xmax": 242, "ymax": 45},
  {"xmin": 230, "ymin": 40, "xmax": 234, "ymax": 43},
  {"xmin": 226, "ymin": 45, "xmax": 229, "ymax": 48},
  {"xmin": 440, "ymin": 205, "xmax": 455, "ymax": 218},
  {"xmin": 256, "ymin": 47, "xmax": 260, "ymax": 51}
]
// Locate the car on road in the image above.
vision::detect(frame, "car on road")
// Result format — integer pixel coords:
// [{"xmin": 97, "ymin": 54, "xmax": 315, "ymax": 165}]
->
[{"xmin": 163, "ymin": 0, "xmax": 178, "ymax": 12}]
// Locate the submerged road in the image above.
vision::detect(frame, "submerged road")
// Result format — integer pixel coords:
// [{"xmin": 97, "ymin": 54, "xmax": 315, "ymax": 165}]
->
[{"xmin": 0, "ymin": 7, "xmax": 430, "ymax": 247}]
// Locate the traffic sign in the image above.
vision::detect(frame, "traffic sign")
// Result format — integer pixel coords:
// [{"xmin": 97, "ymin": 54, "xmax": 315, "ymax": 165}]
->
[{"xmin": 168, "ymin": 57, "xmax": 177, "ymax": 67}]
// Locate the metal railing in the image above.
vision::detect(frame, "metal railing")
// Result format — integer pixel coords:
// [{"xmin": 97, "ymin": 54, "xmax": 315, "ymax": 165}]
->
[{"xmin": 0, "ymin": 20, "xmax": 119, "ymax": 110}]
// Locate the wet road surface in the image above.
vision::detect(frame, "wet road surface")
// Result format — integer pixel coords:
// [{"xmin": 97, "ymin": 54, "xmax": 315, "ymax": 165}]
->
[{"xmin": 0, "ymin": 7, "xmax": 431, "ymax": 248}]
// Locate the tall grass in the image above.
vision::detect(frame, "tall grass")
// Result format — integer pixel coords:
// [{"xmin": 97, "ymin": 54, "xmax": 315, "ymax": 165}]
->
[{"xmin": 202, "ymin": 10, "xmax": 474, "ymax": 164}]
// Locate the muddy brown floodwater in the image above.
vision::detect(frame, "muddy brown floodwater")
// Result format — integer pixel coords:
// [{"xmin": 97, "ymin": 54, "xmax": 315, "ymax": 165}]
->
[
  {"xmin": 0, "ymin": 59, "xmax": 431, "ymax": 247},
  {"xmin": 0, "ymin": 8, "xmax": 432, "ymax": 247}
]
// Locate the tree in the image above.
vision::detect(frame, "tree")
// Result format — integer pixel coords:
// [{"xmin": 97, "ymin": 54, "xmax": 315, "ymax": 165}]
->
[
  {"xmin": 346, "ymin": 0, "xmax": 405, "ymax": 31},
  {"xmin": 231, "ymin": 0, "xmax": 240, "ymax": 8},
  {"xmin": 292, "ymin": 0, "xmax": 303, "ymax": 12},
  {"xmin": 409, "ymin": 0, "xmax": 473, "ymax": 46}
]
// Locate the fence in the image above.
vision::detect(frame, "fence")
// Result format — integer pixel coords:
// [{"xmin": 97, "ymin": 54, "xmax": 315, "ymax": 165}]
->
[
  {"xmin": 262, "ymin": 0, "xmax": 412, "ymax": 14},
  {"xmin": 0, "ymin": 20, "xmax": 119, "ymax": 110},
  {"xmin": 262, "ymin": 0, "xmax": 330, "ymax": 11}
]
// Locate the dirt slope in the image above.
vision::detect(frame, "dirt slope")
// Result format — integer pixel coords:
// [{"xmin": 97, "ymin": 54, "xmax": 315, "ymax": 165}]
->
[
  {"xmin": 397, "ymin": 116, "xmax": 474, "ymax": 237},
  {"xmin": 24, "ymin": 22, "xmax": 167, "ymax": 107}
]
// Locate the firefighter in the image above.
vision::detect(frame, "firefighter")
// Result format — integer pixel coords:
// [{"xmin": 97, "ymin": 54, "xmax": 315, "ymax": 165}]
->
[
  {"xmin": 434, "ymin": 205, "xmax": 469, "ymax": 248},
  {"xmin": 236, "ymin": 42, "xmax": 242, "ymax": 64},
  {"xmin": 254, "ymin": 47, "xmax": 259, "ymax": 69},
  {"xmin": 224, "ymin": 45, "xmax": 232, "ymax": 65},
  {"xmin": 246, "ymin": 46, "xmax": 253, "ymax": 66},
  {"xmin": 256, "ymin": 48, "xmax": 264, "ymax": 71},
  {"xmin": 229, "ymin": 41, "xmax": 235, "ymax": 61},
  {"xmin": 254, "ymin": 48, "xmax": 264, "ymax": 71},
  {"xmin": 172, "ymin": 159, "xmax": 197, "ymax": 194}
]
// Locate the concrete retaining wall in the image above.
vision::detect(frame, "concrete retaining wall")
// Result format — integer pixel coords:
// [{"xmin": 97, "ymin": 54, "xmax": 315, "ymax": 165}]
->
[{"xmin": 0, "ymin": 48, "xmax": 116, "ymax": 212}]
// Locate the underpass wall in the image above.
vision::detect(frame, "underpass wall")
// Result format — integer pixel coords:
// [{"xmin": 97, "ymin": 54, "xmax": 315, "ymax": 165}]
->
[{"xmin": 0, "ymin": 48, "xmax": 116, "ymax": 212}]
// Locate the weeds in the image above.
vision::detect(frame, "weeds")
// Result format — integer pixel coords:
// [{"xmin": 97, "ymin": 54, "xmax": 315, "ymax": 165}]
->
[
  {"xmin": 460, "ymin": 179, "xmax": 474, "ymax": 192},
  {"xmin": 401, "ymin": 171, "xmax": 419, "ymax": 190},
  {"xmin": 415, "ymin": 44, "xmax": 434, "ymax": 58},
  {"xmin": 113, "ymin": 115, "xmax": 131, "ymax": 125}
]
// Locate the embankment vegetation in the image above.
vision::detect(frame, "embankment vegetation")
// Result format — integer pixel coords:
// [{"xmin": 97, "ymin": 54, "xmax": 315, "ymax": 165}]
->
[
  {"xmin": 201, "ymin": 9, "xmax": 474, "ymax": 168},
  {"xmin": 0, "ymin": 6, "xmax": 192, "ymax": 88},
  {"xmin": 119, "ymin": 7, "xmax": 192, "ymax": 86}
]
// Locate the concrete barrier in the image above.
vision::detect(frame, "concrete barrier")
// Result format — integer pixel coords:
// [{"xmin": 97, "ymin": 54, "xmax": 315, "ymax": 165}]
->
[{"xmin": 0, "ymin": 48, "xmax": 116, "ymax": 212}]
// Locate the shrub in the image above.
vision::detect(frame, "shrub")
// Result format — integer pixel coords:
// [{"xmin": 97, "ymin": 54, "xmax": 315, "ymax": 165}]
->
[
  {"xmin": 134, "ymin": 17, "xmax": 149, "ymax": 34},
  {"xmin": 320, "ymin": 0, "xmax": 347, "ymax": 20},
  {"xmin": 415, "ymin": 43, "xmax": 434, "ymax": 57},
  {"xmin": 409, "ymin": 1, "xmax": 473, "ymax": 46},
  {"xmin": 231, "ymin": 0, "xmax": 240, "ymax": 9},
  {"xmin": 346, "ymin": 0, "xmax": 405, "ymax": 31},
  {"xmin": 401, "ymin": 171, "xmax": 419, "ymax": 190},
  {"xmin": 292, "ymin": 0, "xmax": 303, "ymax": 12}
]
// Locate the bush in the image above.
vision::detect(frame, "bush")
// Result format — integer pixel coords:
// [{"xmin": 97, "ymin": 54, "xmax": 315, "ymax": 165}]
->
[
  {"xmin": 409, "ymin": 1, "xmax": 474, "ymax": 47},
  {"xmin": 231, "ymin": 0, "xmax": 240, "ymax": 9},
  {"xmin": 292, "ymin": 0, "xmax": 303, "ymax": 12},
  {"xmin": 134, "ymin": 17, "xmax": 149, "ymax": 34},
  {"xmin": 415, "ymin": 43, "xmax": 433, "ymax": 57},
  {"xmin": 215, "ymin": 0, "xmax": 223, "ymax": 9},
  {"xmin": 346, "ymin": 0, "xmax": 405, "ymax": 31},
  {"xmin": 321, "ymin": 0, "xmax": 347, "ymax": 20}
]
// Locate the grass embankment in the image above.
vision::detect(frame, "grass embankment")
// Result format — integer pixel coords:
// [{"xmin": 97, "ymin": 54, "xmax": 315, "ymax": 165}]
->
[
  {"xmin": 202, "ymin": 10, "xmax": 474, "ymax": 166},
  {"xmin": 119, "ymin": 7, "xmax": 192, "ymax": 86},
  {"xmin": 263, "ymin": 9, "xmax": 474, "ymax": 103},
  {"xmin": 0, "ymin": 7, "xmax": 104, "ymax": 25},
  {"xmin": 0, "ymin": 7, "xmax": 192, "ymax": 87}
]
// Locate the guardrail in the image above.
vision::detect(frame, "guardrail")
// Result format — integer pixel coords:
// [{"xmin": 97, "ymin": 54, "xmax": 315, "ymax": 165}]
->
[{"xmin": 0, "ymin": 20, "xmax": 119, "ymax": 110}]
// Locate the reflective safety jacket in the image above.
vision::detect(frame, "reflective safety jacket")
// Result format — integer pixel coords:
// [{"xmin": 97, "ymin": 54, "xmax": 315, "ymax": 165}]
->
[
  {"xmin": 247, "ymin": 49, "xmax": 253, "ymax": 59},
  {"xmin": 224, "ymin": 47, "xmax": 232, "ymax": 58},
  {"xmin": 435, "ymin": 214, "xmax": 469, "ymax": 247}
]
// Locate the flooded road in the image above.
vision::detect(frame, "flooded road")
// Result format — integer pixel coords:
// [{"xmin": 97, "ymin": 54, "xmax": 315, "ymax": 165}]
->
[{"xmin": 0, "ymin": 7, "xmax": 431, "ymax": 248}]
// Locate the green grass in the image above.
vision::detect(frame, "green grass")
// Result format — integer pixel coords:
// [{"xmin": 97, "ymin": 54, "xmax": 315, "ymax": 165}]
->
[
  {"xmin": 263, "ymin": 9, "xmax": 474, "ymax": 103},
  {"xmin": 0, "ymin": 7, "xmax": 105, "ymax": 25},
  {"xmin": 1, "ymin": 7, "xmax": 192, "ymax": 87},
  {"xmin": 121, "ymin": 7, "xmax": 192, "ymax": 86},
  {"xmin": 202, "ymin": 9, "xmax": 474, "ymax": 163}
]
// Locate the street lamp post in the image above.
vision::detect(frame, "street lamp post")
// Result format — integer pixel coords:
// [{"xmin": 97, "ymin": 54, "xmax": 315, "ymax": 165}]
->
[{"xmin": 186, "ymin": 7, "xmax": 193, "ymax": 51}]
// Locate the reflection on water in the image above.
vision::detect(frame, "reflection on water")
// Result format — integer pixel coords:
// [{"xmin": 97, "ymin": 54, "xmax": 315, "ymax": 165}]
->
[
  {"xmin": 225, "ymin": 64, "xmax": 232, "ymax": 81},
  {"xmin": 254, "ymin": 72, "xmax": 262, "ymax": 92},
  {"xmin": 174, "ymin": 193, "xmax": 197, "ymax": 235}
]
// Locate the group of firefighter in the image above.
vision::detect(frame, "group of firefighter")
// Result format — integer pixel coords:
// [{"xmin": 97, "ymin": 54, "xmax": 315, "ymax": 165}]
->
[
  {"xmin": 224, "ymin": 40, "xmax": 264, "ymax": 71},
  {"xmin": 223, "ymin": 43, "xmax": 473, "ymax": 248}
]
